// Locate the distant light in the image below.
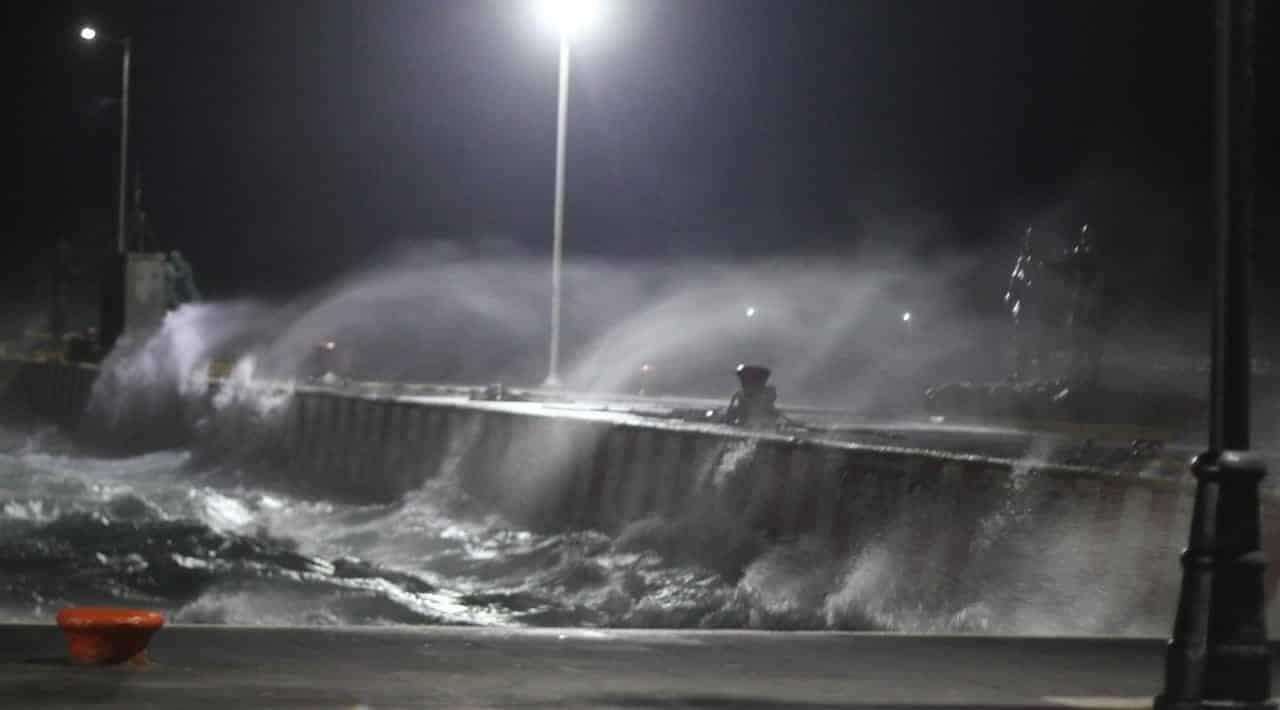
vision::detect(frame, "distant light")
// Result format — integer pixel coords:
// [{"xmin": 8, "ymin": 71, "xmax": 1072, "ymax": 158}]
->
[
  {"xmin": 79, "ymin": 26, "xmax": 97, "ymax": 41},
  {"xmin": 640, "ymin": 363, "xmax": 653, "ymax": 374},
  {"xmin": 537, "ymin": 0, "xmax": 601, "ymax": 37},
  {"xmin": 323, "ymin": 341, "xmax": 336, "ymax": 351},
  {"xmin": 745, "ymin": 306, "xmax": 757, "ymax": 319},
  {"xmin": 902, "ymin": 311, "xmax": 912, "ymax": 323}
]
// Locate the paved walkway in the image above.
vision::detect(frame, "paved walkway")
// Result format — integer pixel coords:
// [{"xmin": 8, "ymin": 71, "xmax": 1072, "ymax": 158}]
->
[{"xmin": 5, "ymin": 625, "xmax": 1267, "ymax": 708}]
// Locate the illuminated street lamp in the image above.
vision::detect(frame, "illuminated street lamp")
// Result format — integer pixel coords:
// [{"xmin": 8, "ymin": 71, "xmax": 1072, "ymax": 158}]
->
[
  {"xmin": 79, "ymin": 25, "xmax": 132, "ymax": 255},
  {"xmin": 539, "ymin": 0, "xmax": 601, "ymax": 387},
  {"xmin": 537, "ymin": 0, "xmax": 601, "ymax": 36}
]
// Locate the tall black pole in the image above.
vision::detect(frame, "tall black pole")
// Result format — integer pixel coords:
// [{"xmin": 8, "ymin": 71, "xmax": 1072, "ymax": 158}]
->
[
  {"xmin": 115, "ymin": 38, "xmax": 131, "ymax": 256},
  {"xmin": 1209, "ymin": 0, "xmax": 1253, "ymax": 454},
  {"xmin": 1156, "ymin": 1, "xmax": 1272, "ymax": 708}
]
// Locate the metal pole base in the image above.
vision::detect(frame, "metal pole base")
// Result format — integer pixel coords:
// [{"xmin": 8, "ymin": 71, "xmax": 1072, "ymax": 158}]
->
[
  {"xmin": 1157, "ymin": 695, "xmax": 1276, "ymax": 710},
  {"xmin": 1157, "ymin": 451, "xmax": 1274, "ymax": 710}
]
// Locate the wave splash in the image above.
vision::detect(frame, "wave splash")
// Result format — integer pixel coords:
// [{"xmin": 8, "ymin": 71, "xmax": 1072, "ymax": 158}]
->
[{"xmin": 0, "ymin": 420, "xmax": 1185, "ymax": 634}]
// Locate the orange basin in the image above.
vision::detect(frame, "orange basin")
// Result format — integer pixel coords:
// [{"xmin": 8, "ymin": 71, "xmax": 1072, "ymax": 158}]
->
[{"xmin": 56, "ymin": 607, "xmax": 165, "ymax": 665}]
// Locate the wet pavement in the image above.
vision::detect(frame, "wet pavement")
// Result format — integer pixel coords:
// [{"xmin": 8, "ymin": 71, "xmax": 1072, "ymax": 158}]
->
[{"xmin": 0, "ymin": 624, "xmax": 1245, "ymax": 708}]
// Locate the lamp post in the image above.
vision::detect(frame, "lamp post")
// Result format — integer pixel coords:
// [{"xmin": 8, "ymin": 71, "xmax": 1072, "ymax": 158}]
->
[
  {"xmin": 545, "ymin": 30, "xmax": 570, "ymax": 387},
  {"xmin": 79, "ymin": 26, "xmax": 132, "ymax": 256},
  {"xmin": 1155, "ymin": 1, "xmax": 1273, "ymax": 707},
  {"xmin": 539, "ymin": 0, "xmax": 599, "ymax": 387}
]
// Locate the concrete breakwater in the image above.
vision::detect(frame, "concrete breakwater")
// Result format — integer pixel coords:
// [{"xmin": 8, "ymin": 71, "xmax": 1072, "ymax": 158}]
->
[
  {"xmin": 272, "ymin": 389, "xmax": 1225, "ymax": 621},
  {"xmin": 0, "ymin": 357, "xmax": 98, "ymax": 426},
  {"xmin": 4, "ymin": 355, "xmax": 1277, "ymax": 619}
]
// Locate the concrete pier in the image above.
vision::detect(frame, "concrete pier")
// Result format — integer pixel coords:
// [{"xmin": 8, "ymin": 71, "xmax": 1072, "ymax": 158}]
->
[
  {"xmin": 5, "ymin": 355, "xmax": 1280, "ymax": 608},
  {"xmin": 0, "ymin": 359, "xmax": 97, "ymax": 426}
]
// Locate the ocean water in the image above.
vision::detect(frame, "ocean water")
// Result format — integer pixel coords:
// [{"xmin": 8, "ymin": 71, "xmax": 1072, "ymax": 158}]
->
[{"xmin": 0, "ymin": 413, "xmax": 1187, "ymax": 634}]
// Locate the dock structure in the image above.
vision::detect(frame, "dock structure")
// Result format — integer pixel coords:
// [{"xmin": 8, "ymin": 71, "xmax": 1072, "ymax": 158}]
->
[
  {"xmin": 4, "ymin": 355, "xmax": 1278, "ymax": 617},
  {"xmin": 3, "ymin": 350, "xmax": 1278, "ymax": 704}
]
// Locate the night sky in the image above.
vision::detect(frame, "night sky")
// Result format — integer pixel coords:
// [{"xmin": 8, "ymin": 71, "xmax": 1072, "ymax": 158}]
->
[{"xmin": 8, "ymin": 1, "xmax": 1279, "ymax": 317}]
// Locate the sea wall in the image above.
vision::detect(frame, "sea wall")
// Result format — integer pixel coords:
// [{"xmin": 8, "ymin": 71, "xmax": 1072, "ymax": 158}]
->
[
  {"xmin": 6, "ymin": 355, "xmax": 1279, "ymax": 607},
  {"xmin": 0, "ymin": 357, "xmax": 97, "ymax": 426}
]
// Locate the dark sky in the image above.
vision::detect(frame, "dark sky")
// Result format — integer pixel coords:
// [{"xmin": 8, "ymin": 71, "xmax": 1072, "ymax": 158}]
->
[{"xmin": 8, "ymin": 1, "xmax": 1278, "ymax": 312}]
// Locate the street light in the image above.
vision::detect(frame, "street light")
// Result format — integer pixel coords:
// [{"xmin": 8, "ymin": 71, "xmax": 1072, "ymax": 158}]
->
[
  {"xmin": 537, "ymin": 0, "xmax": 601, "ymax": 36},
  {"xmin": 78, "ymin": 26, "xmax": 131, "ymax": 256},
  {"xmin": 539, "ymin": 0, "xmax": 601, "ymax": 387}
]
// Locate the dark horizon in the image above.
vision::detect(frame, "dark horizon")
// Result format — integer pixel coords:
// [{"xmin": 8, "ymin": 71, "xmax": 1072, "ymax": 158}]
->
[{"xmin": 8, "ymin": 1, "xmax": 1279, "ymax": 327}]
